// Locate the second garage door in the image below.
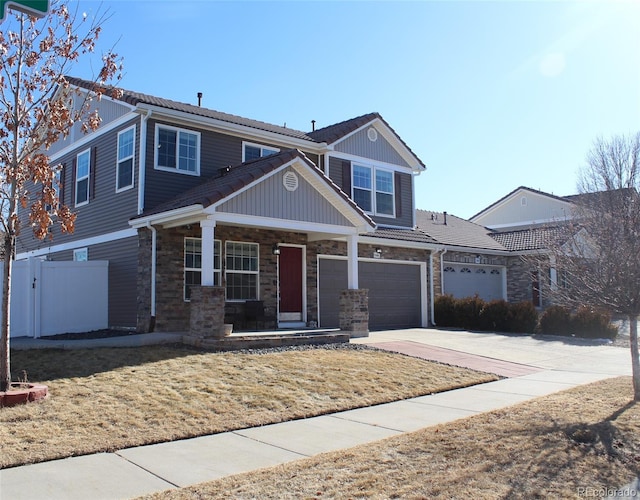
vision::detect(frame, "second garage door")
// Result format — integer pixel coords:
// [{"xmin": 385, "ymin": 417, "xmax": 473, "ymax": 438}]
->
[
  {"xmin": 318, "ymin": 258, "xmax": 423, "ymax": 330},
  {"xmin": 443, "ymin": 263, "xmax": 505, "ymax": 301}
]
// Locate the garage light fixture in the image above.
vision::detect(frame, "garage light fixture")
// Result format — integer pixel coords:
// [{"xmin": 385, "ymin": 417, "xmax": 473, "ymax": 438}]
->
[{"xmin": 272, "ymin": 244, "xmax": 281, "ymax": 256}]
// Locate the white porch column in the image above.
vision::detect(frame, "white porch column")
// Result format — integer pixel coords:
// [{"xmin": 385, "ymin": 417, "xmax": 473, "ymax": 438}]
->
[
  {"xmin": 200, "ymin": 218, "xmax": 216, "ymax": 286},
  {"xmin": 347, "ymin": 233, "xmax": 359, "ymax": 289}
]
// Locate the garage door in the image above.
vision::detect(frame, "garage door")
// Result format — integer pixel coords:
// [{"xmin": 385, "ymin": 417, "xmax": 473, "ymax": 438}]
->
[
  {"xmin": 318, "ymin": 258, "xmax": 423, "ymax": 330},
  {"xmin": 443, "ymin": 264, "xmax": 504, "ymax": 301}
]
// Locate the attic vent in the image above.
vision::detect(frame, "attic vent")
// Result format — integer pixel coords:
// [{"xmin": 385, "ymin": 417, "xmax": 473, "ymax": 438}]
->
[
  {"xmin": 521, "ymin": 196, "xmax": 527, "ymax": 206},
  {"xmin": 283, "ymin": 171, "xmax": 299, "ymax": 192},
  {"xmin": 367, "ymin": 127, "xmax": 378, "ymax": 142}
]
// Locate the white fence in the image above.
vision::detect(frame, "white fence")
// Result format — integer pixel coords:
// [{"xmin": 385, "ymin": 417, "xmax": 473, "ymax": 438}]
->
[{"xmin": 2, "ymin": 258, "xmax": 108, "ymax": 338}]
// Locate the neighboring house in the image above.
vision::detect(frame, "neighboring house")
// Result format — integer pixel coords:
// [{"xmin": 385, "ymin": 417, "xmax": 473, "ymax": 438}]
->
[{"xmin": 17, "ymin": 77, "xmax": 436, "ymax": 335}]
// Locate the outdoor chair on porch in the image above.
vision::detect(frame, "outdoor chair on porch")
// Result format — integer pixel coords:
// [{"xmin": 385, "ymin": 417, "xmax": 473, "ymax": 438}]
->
[{"xmin": 244, "ymin": 300, "xmax": 276, "ymax": 330}]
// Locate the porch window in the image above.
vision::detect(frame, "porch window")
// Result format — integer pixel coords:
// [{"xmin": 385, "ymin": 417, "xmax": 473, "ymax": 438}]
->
[
  {"xmin": 184, "ymin": 237, "xmax": 221, "ymax": 301},
  {"xmin": 225, "ymin": 241, "xmax": 259, "ymax": 301},
  {"xmin": 155, "ymin": 124, "xmax": 200, "ymax": 175},
  {"xmin": 352, "ymin": 163, "xmax": 395, "ymax": 216},
  {"xmin": 242, "ymin": 141, "xmax": 279, "ymax": 162},
  {"xmin": 116, "ymin": 126, "xmax": 135, "ymax": 192}
]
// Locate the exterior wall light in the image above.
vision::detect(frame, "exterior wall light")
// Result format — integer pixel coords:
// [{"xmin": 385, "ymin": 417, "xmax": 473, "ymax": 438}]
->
[{"xmin": 272, "ymin": 244, "xmax": 281, "ymax": 255}]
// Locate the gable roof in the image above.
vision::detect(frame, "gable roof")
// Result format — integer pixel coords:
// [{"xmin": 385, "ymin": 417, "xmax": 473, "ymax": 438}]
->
[
  {"xmin": 131, "ymin": 149, "xmax": 375, "ymax": 229},
  {"xmin": 415, "ymin": 210, "xmax": 507, "ymax": 251},
  {"xmin": 469, "ymin": 186, "xmax": 572, "ymax": 222},
  {"xmin": 489, "ymin": 226, "xmax": 565, "ymax": 252}
]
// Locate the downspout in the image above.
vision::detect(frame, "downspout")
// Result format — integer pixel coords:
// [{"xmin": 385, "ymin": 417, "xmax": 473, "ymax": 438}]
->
[
  {"xmin": 439, "ymin": 247, "xmax": 448, "ymax": 294},
  {"xmin": 145, "ymin": 221, "xmax": 157, "ymax": 332},
  {"xmin": 137, "ymin": 110, "xmax": 152, "ymax": 215},
  {"xmin": 429, "ymin": 251, "xmax": 436, "ymax": 326}
]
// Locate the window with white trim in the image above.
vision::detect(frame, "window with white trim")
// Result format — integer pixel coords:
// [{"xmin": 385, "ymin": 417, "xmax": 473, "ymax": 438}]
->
[
  {"xmin": 184, "ymin": 238, "xmax": 221, "ymax": 301},
  {"xmin": 242, "ymin": 141, "xmax": 279, "ymax": 162},
  {"xmin": 155, "ymin": 124, "xmax": 200, "ymax": 175},
  {"xmin": 225, "ymin": 241, "xmax": 259, "ymax": 301},
  {"xmin": 116, "ymin": 126, "xmax": 135, "ymax": 191},
  {"xmin": 75, "ymin": 149, "xmax": 91, "ymax": 206},
  {"xmin": 352, "ymin": 163, "xmax": 395, "ymax": 216},
  {"xmin": 73, "ymin": 248, "xmax": 88, "ymax": 262}
]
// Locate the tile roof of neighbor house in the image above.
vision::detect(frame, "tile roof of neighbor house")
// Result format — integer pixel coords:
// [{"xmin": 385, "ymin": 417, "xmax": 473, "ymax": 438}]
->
[
  {"xmin": 64, "ymin": 77, "xmax": 423, "ymax": 169},
  {"xmin": 489, "ymin": 226, "xmax": 566, "ymax": 252},
  {"xmin": 133, "ymin": 149, "xmax": 375, "ymax": 228},
  {"xmin": 415, "ymin": 210, "xmax": 507, "ymax": 251},
  {"xmin": 365, "ymin": 227, "xmax": 439, "ymax": 245}
]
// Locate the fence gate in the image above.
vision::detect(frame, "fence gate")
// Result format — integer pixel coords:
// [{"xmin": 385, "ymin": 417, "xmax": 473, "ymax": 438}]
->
[{"xmin": 2, "ymin": 258, "xmax": 108, "ymax": 338}]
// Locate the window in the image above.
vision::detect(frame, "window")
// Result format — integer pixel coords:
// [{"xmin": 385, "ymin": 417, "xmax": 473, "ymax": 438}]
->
[
  {"xmin": 46, "ymin": 168, "xmax": 62, "ymax": 212},
  {"xmin": 155, "ymin": 124, "xmax": 200, "ymax": 175},
  {"xmin": 73, "ymin": 248, "xmax": 88, "ymax": 262},
  {"xmin": 225, "ymin": 241, "xmax": 259, "ymax": 301},
  {"xmin": 242, "ymin": 141, "xmax": 279, "ymax": 162},
  {"xmin": 75, "ymin": 149, "xmax": 90, "ymax": 206},
  {"xmin": 184, "ymin": 238, "xmax": 221, "ymax": 301},
  {"xmin": 352, "ymin": 163, "xmax": 395, "ymax": 216},
  {"xmin": 116, "ymin": 126, "xmax": 135, "ymax": 191}
]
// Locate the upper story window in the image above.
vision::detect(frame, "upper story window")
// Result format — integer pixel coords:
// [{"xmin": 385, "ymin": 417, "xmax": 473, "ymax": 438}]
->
[
  {"xmin": 242, "ymin": 141, "xmax": 279, "ymax": 162},
  {"xmin": 75, "ymin": 149, "xmax": 91, "ymax": 207},
  {"xmin": 155, "ymin": 124, "xmax": 200, "ymax": 175},
  {"xmin": 116, "ymin": 126, "xmax": 135, "ymax": 192},
  {"xmin": 352, "ymin": 163, "xmax": 395, "ymax": 217}
]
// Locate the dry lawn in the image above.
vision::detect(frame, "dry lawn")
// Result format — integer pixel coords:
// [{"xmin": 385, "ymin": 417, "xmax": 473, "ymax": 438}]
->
[
  {"xmin": 142, "ymin": 377, "xmax": 640, "ymax": 500},
  {"xmin": 0, "ymin": 345, "xmax": 496, "ymax": 469}
]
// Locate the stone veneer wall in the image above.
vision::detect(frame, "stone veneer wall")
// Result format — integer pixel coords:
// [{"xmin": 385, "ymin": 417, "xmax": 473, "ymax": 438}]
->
[
  {"xmin": 137, "ymin": 228, "xmax": 153, "ymax": 332},
  {"xmin": 339, "ymin": 288, "xmax": 369, "ymax": 337}
]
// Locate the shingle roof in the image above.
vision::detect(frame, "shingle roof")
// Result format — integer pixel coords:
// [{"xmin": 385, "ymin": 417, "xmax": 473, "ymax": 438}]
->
[
  {"xmin": 490, "ymin": 226, "xmax": 565, "ymax": 251},
  {"xmin": 415, "ymin": 210, "xmax": 507, "ymax": 251},
  {"xmin": 133, "ymin": 149, "xmax": 375, "ymax": 228},
  {"xmin": 364, "ymin": 227, "xmax": 439, "ymax": 245}
]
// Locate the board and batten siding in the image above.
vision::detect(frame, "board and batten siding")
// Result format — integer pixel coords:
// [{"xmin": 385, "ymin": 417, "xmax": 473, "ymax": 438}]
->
[
  {"xmin": 17, "ymin": 118, "xmax": 141, "ymax": 254},
  {"xmin": 328, "ymin": 156, "xmax": 414, "ymax": 228},
  {"xmin": 334, "ymin": 127, "xmax": 410, "ymax": 168},
  {"xmin": 46, "ymin": 236, "xmax": 138, "ymax": 329},
  {"xmin": 217, "ymin": 167, "xmax": 353, "ymax": 226}
]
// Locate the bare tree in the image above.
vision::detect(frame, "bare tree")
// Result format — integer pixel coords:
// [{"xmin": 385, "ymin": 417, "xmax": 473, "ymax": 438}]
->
[
  {"xmin": 0, "ymin": 1, "xmax": 122, "ymax": 392},
  {"xmin": 541, "ymin": 132, "xmax": 640, "ymax": 400}
]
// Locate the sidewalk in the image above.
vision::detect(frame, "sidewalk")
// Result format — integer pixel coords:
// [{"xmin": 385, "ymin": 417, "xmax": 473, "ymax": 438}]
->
[{"xmin": 1, "ymin": 328, "xmax": 632, "ymax": 500}]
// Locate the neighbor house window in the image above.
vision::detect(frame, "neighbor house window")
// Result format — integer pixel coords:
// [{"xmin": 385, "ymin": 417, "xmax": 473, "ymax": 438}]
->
[
  {"xmin": 242, "ymin": 141, "xmax": 279, "ymax": 162},
  {"xmin": 155, "ymin": 124, "xmax": 200, "ymax": 175},
  {"xmin": 184, "ymin": 238, "xmax": 221, "ymax": 301},
  {"xmin": 75, "ymin": 149, "xmax": 91, "ymax": 206},
  {"xmin": 225, "ymin": 241, "xmax": 259, "ymax": 301},
  {"xmin": 73, "ymin": 248, "xmax": 88, "ymax": 262},
  {"xmin": 352, "ymin": 163, "xmax": 395, "ymax": 216},
  {"xmin": 116, "ymin": 126, "xmax": 135, "ymax": 191}
]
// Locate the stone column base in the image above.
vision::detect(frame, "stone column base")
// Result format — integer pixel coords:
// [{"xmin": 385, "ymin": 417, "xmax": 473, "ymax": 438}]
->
[
  {"xmin": 339, "ymin": 289, "xmax": 369, "ymax": 338},
  {"xmin": 189, "ymin": 286, "xmax": 227, "ymax": 338}
]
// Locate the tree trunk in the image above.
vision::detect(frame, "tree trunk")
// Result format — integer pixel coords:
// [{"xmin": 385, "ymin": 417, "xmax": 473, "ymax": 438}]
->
[
  {"xmin": 630, "ymin": 314, "xmax": 640, "ymax": 401},
  {"xmin": 0, "ymin": 234, "xmax": 13, "ymax": 392}
]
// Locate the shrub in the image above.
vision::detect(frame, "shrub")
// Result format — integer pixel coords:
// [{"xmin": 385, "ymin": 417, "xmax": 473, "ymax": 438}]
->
[
  {"xmin": 572, "ymin": 307, "xmax": 618, "ymax": 339},
  {"xmin": 434, "ymin": 294, "xmax": 458, "ymax": 327},
  {"xmin": 455, "ymin": 295, "xmax": 485, "ymax": 330},
  {"xmin": 507, "ymin": 301, "xmax": 538, "ymax": 333},
  {"xmin": 539, "ymin": 305, "xmax": 572, "ymax": 335},
  {"xmin": 479, "ymin": 300, "xmax": 511, "ymax": 332}
]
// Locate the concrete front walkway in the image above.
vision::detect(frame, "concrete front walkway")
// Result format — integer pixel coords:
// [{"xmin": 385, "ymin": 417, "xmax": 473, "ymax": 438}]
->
[{"xmin": 1, "ymin": 328, "xmax": 633, "ymax": 500}]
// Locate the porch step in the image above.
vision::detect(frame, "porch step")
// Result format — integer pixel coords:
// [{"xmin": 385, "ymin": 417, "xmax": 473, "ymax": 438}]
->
[{"xmin": 182, "ymin": 332, "xmax": 351, "ymax": 352}]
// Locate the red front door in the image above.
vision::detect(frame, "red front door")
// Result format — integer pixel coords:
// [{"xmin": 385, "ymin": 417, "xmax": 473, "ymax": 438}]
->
[{"xmin": 279, "ymin": 246, "xmax": 303, "ymax": 318}]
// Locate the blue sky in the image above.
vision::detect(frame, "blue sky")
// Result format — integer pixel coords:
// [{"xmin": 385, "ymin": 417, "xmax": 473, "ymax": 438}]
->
[{"xmin": 70, "ymin": 0, "xmax": 639, "ymax": 219}]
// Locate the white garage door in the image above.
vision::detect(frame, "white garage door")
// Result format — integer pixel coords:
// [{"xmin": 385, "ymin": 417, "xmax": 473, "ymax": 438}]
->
[
  {"xmin": 443, "ymin": 264, "xmax": 504, "ymax": 301},
  {"xmin": 318, "ymin": 258, "xmax": 424, "ymax": 330}
]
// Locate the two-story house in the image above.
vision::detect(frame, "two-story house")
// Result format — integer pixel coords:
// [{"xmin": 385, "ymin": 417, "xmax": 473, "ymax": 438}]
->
[{"xmin": 17, "ymin": 77, "xmax": 437, "ymax": 336}]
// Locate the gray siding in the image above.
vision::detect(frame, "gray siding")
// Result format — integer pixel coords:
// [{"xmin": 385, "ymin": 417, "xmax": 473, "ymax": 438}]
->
[
  {"xmin": 218, "ymin": 167, "xmax": 352, "ymax": 226},
  {"xmin": 327, "ymin": 156, "xmax": 414, "ymax": 228},
  {"xmin": 46, "ymin": 236, "xmax": 138, "ymax": 329},
  {"xmin": 334, "ymin": 127, "xmax": 410, "ymax": 167},
  {"xmin": 143, "ymin": 119, "xmax": 320, "ymax": 212},
  {"xmin": 47, "ymin": 97, "xmax": 133, "ymax": 157},
  {"xmin": 18, "ymin": 117, "xmax": 141, "ymax": 253}
]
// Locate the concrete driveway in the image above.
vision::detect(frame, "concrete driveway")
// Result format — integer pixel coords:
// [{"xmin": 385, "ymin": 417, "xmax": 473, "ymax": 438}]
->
[{"xmin": 352, "ymin": 328, "xmax": 632, "ymax": 377}]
